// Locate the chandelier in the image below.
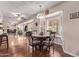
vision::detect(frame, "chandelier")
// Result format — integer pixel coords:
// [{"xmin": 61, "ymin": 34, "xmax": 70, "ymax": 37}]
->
[{"xmin": 36, "ymin": 5, "xmax": 44, "ymax": 19}]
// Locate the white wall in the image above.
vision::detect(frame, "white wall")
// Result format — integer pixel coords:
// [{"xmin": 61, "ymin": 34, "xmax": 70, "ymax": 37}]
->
[
  {"xmin": 49, "ymin": 1, "xmax": 79, "ymax": 56},
  {"xmin": 0, "ymin": 11, "xmax": 3, "ymax": 23},
  {"xmin": 0, "ymin": 11, "xmax": 3, "ymax": 34}
]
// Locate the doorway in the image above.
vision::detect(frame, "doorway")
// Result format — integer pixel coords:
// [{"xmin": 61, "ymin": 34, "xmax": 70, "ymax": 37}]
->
[{"xmin": 45, "ymin": 11, "xmax": 64, "ymax": 47}]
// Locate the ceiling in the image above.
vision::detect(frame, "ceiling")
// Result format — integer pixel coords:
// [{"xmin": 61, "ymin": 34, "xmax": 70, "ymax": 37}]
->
[{"xmin": 0, "ymin": 1, "xmax": 64, "ymax": 25}]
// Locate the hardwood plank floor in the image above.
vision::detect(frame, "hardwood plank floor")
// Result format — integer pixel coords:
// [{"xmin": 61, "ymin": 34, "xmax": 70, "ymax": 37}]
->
[{"xmin": 0, "ymin": 34, "xmax": 71, "ymax": 57}]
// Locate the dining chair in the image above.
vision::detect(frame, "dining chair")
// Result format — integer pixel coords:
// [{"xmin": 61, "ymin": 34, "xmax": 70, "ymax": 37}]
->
[
  {"xmin": 42, "ymin": 32, "xmax": 56, "ymax": 52},
  {"xmin": 41, "ymin": 37, "xmax": 51, "ymax": 52},
  {"xmin": 26, "ymin": 31, "xmax": 40, "ymax": 51},
  {"xmin": 49, "ymin": 32, "xmax": 56, "ymax": 55},
  {"xmin": 0, "ymin": 33, "xmax": 9, "ymax": 49}
]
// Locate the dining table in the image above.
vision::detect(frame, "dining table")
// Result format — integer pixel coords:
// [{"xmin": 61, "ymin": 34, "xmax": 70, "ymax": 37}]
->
[
  {"xmin": 31, "ymin": 32, "xmax": 56, "ymax": 55},
  {"xmin": 31, "ymin": 35, "xmax": 51, "ymax": 52}
]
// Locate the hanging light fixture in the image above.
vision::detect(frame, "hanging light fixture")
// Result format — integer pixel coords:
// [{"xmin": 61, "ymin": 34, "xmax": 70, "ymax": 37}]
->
[{"xmin": 36, "ymin": 5, "xmax": 44, "ymax": 19}]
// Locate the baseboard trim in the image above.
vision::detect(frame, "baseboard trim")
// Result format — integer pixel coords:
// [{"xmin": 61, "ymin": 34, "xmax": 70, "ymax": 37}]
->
[
  {"xmin": 64, "ymin": 50, "xmax": 78, "ymax": 57},
  {"xmin": 54, "ymin": 42, "xmax": 78, "ymax": 57}
]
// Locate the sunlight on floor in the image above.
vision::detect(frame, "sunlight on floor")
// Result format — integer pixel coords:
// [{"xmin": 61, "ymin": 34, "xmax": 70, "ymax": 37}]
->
[{"xmin": 50, "ymin": 50, "xmax": 61, "ymax": 57}]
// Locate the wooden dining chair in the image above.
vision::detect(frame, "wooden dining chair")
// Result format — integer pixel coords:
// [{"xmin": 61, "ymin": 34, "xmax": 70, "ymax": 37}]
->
[
  {"xmin": 41, "ymin": 37, "xmax": 51, "ymax": 52},
  {"xmin": 49, "ymin": 32, "xmax": 56, "ymax": 55},
  {"xmin": 26, "ymin": 31, "xmax": 40, "ymax": 51},
  {"xmin": 0, "ymin": 34, "xmax": 9, "ymax": 49},
  {"xmin": 42, "ymin": 32, "xmax": 56, "ymax": 52}
]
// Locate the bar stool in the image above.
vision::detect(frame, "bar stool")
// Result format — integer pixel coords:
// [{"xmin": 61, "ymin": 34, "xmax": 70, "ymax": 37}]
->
[{"xmin": 0, "ymin": 34, "xmax": 9, "ymax": 49}]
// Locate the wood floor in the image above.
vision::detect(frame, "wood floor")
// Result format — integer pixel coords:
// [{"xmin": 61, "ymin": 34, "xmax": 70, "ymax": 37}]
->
[{"xmin": 0, "ymin": 34, "xmax": 70, "ymax": 57}]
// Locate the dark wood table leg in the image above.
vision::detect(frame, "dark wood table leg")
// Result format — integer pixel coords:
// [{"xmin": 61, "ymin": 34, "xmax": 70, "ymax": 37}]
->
[
  {"xmin": 0, "ymin": 36, "xmax": 1, "ymax": 46},
  {"xmin": 6, "ymin": 36, "xmax": 9, "ymax": 50},
  {"xmin": 39, "ymin": 45, "xmax": 41, "ymax": 52},
  {"xmin": 53, "ymin": 34, "xmax": 55, "ymax": 56},
  {"xmin": 53, "ymin": 41, "xmax": 54, "ymax": 56}
]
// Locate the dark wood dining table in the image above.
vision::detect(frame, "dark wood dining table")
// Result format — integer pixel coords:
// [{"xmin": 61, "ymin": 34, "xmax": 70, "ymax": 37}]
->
[{"xmin": 31, "ymin": 35, "xmax": 51, "ymax": 52}]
